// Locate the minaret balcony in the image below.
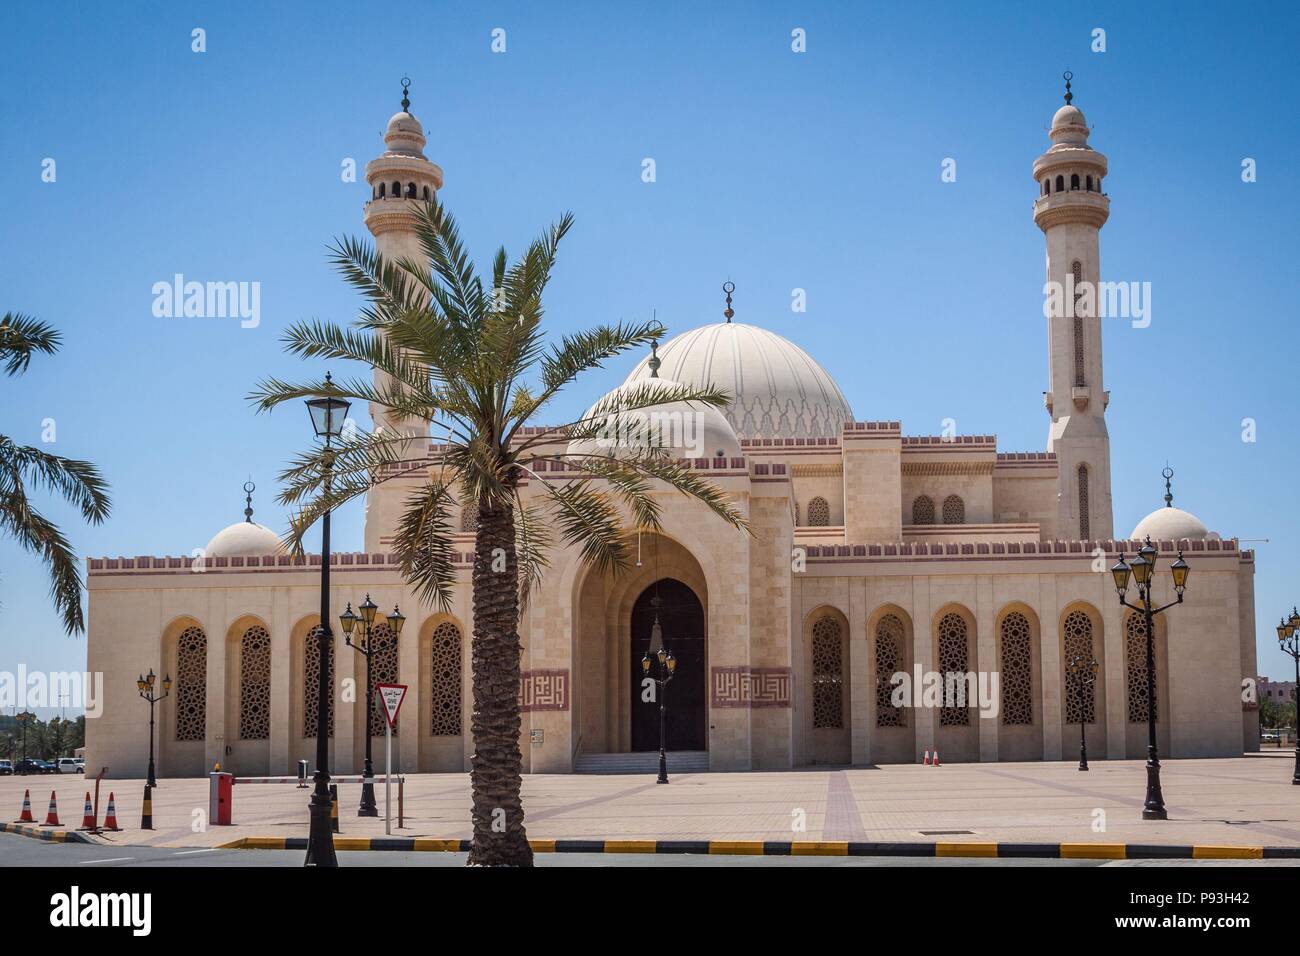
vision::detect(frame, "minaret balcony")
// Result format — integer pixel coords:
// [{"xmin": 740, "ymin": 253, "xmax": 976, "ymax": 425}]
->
[{"xmin": 1034, "ymin": 191, "xmax": 1109, "ymax": 231}]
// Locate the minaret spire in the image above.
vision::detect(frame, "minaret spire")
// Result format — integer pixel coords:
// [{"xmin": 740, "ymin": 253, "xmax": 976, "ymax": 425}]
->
[
  {"xmin": 400, "ymin": 75, "xmax": 411, "ymax": 113},
  {"xmin": 1063, "ymin": 69, "xmax": 1073, "ymax": 105},
  {"xmin": 648, "ymin": 339, "xmax": 661, "ymax": 378},
  {"xmin": 722, "ymin": 281, "xmax": 735, "ymax": 323},
  {"xmin": 1163, "ymin": 465, "xmax": 1175, "ymax": 508},
  {"xmin": 243, "ymin": 480, "xmax": 256, "ymax": 524}
]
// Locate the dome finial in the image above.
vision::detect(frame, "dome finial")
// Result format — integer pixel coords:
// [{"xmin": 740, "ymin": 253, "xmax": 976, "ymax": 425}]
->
[
  {"xmin": 400, "ymin": 75, "xmax": 411, "ymax": 113},
  {"xmin": 1162, "ymin": 464, "xmax": 1174, "ymax": 508},
  {"xmin": 647, "ymin": 339, "xmax": 661, "ymax": 378},
  {"xmin": 243, "ymin": 479, "xmax": 256, "ymax": 524},
  {"xmin": 1063, "ymin": 70, "xmax": 1073, "ymax": 105},
  {"xmin": 722, "ymin": 281, "xmax": 735, "ymax": 323}
]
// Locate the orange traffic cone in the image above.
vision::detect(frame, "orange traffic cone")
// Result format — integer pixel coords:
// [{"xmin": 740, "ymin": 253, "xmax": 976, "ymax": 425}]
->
[
  {"xmin": 77, "ymin": 791, "xmax": 96, "ymax": 830},
  {"xmin": 16, "ymin": 788, "xmax": 34, "ymax": 822},
  {"xmin": 933, "ymin": 750, "xmax": 941, "ymax": 767},
  {"xmin": 923, "ymin": 750, "xmax": 931, "ymax": 765},
  {"xmin": 102, "ymin": 792, "xmax": 122, "ymax": 831},
  {"xmin": 42, "ymin": 791, "xmax": 61, "ymax": 827}
]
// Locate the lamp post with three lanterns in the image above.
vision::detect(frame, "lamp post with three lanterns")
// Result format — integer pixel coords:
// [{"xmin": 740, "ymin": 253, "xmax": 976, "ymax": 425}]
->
[
  {"xmin": 1110, "ymin": 536, "xmax": 1190, "ymax": 820},
  {"xmin": 339, "ymin": 595, "xmax": 406, "ymax": 816}
]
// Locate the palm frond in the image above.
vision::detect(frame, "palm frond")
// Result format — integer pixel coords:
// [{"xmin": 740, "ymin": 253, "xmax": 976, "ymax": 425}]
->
[
  {"xmin": 391, "ymin": 480, "xmax": 459, "ymax": 610},
  {"xmin": 0, "ymin": 313, "xmax": 61, "ymax": 376}
]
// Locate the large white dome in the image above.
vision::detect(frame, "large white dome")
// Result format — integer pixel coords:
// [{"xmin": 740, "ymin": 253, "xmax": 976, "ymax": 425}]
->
[
  {"xmin": 569, "ymin": 376, "xmax": 742, "ymax": 460},
  {"xmin": 1130, "ymin": 506, "xmax": 1215, "ymax": 543},
  {"xmin": 205, "ymin": 521, "xmax": 284, "ymax": 558},
  {"xmin": 623, "ymin": 322, "xmax": 854, "ymax": 440}
]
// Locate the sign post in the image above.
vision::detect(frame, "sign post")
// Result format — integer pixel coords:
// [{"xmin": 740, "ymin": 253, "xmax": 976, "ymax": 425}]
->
[{"xmin": 376, "ymin": 683, "xmax": 407, "ymax": 836}]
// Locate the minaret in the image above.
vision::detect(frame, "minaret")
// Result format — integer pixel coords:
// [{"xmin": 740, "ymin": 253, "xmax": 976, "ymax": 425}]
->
[
  {"xmin": 362, "ymin": 78, "xmax": 444, "ymax": 550},
  {"xmin": 1034, "ymin": 73, "xmax": 1113, "ymax": 541}
]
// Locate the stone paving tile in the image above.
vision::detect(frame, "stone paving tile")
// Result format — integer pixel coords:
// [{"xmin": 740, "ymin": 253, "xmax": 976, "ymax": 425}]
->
[{"xmin": 2, "ymin": 756, "xmax": 1296, "ymax": 849}]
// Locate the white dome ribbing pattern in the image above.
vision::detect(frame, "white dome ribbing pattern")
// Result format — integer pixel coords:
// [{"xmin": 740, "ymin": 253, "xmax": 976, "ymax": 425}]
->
[{"xmin": 623, "ymin": 322, "xmax": 854, "ymax": 440}]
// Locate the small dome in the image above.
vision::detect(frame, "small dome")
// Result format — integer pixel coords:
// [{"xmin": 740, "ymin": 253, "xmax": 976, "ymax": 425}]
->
[
  {"xmin": 205, "ymin": 521, "xmax": 284, "ymax": 558},
  {"xmin": 1049, "ymin": 105, "xmax": 1090, "ymax": 147},
  {"xmin": 568, "ymin": 376, "xmax": 742, "ymax": 460},
  {"xmin": 1052, "ymin": 104, "xmax": 1087, "ymax": 128},
  {"xmin": 1130, "ymin": 507, "xmax": 1214, "ymax": 544},
  {"xmin": 387, "ymin": 111, "xmax": 423, "ymax": 135},
  {"xmin": 623, "ymin": 322, "xmax": 853, "ymax": 440},
  {"xmin": 383, "ymin": 110, "xmax": 427, "ymax": 157}
]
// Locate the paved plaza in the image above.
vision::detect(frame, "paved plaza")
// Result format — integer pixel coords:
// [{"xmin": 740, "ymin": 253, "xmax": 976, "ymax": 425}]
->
[{"xmin": 5, "ymin": 753, "xmax": 1299, "ymax": 853}]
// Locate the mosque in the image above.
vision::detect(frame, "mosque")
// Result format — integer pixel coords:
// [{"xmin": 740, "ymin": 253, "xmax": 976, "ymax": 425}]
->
[{"xmin": 84, "ymin": 82, "xmax": 1259, "ymax": 778}]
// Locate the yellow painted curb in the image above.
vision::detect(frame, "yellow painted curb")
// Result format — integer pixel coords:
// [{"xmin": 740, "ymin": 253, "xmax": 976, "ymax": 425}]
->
[
  {"xmin": 1192, "ymin": 845, "xmax": 1263, "ymax": 860},
  {"xmin": 604, "ymin": 840, "xmax": 659, "ymax": 853},
  {"xmin": 1060, "ymin": 843, "xmax": 1127, "ymax": 859},
  {"xmin": 413, "ymin": 838, "xmax": 465, "ymax": 852},
  {"xmin": 790, "ymin": 841, "xmax": 850, "ymax": 856},
  {"xmin": 935, "ymin": 842, "xmax": 999, "ymax": 858},
  {"xmin": 708, "ymin": 841, "xmax": 766, "ymax": 855},
  {"xmin": 528, "ymin": 839, "xmax": 557, "ymax": 853},
  {"xmin": 332, "ymin": 837, "xmax": 372, "ymax": 851}
]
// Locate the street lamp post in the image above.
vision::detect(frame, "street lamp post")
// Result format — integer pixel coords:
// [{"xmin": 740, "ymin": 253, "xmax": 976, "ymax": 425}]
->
[
  {"xmin": 340, "ymin": 596, "xmax": 405, "ymax": 816},
  {"xmin": 1110, "ymin": 536, "xmax": 1190, "ymax": 820},
  {"xmin": 136, "ymin": 669, "xmax": 172, "ymax": 788},
  {"xmin": 16, "ymin": 710, "xmax": 35, "ymax": 764},
  {"xmin": 1274, "ymin": 608, "xmax": 1300, "ymax": 785},
  {"xmin": 640, "ymin": 596, "xmax": 678, "ymax": 785},
  {"xmin": 304, "ymin": 373, "xmax": 350, "ymax": 867},
  {"xmin": 1066, "ymin": 655, "xmax": 1098, "ymax": 771}
]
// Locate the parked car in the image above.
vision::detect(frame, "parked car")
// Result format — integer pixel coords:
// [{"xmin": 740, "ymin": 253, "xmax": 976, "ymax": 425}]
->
[
  {"xmin": 1262, "ymin": 732, "xmax": 1282, "ymax": 743},
  {"xmin": 73, "ymin": 758, "xmax": 85, "ymax": 772},
  {"xmin": 56, "ymin": 758, "xmax": 81, "ymax": 774},
  {"xmin": 0, "ymin": 760, "xmax": 12, "ymax": 775},
  {"xmin": 15, "ymin": 758, "xmax": 56, "ymax": 775}
]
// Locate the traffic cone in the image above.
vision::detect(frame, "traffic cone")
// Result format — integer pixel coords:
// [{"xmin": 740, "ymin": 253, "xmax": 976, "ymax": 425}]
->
[
  {"xmin": 77, "ymin": 791, "xmax": 96, "ymax": 830},
  {"xmin": 16, "ymin": 788, "xmax": 34, "ymax": 823},
  {"xmin": 102, "ymin": 793, "xmax": 122, "ymax": 831},
  {"xmin": 923, "ymin": 750, "xmax": 931, "ymax": 765},
  {"xmin": 330, "ymin": 784, "xmax": 339, "ymax": 833},
  {"xmin": 42, "ymin": 791, "xmax": 61, "ymax": 827},
  {"xmin": 140, "ymin": 784, "xmax": 153, "ymax": 830},
  {"xmin": 933, "ymin": 750, "xmax": 941, "ymax": 767}
]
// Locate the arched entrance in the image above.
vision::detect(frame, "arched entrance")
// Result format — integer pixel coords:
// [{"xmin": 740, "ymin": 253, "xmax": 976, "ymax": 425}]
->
[{"xmin": 630, "ymin": 579, "xmax": 706, "ymax": 752}]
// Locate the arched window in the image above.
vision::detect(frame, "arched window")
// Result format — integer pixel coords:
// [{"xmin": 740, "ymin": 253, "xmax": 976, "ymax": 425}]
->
[
  {"xmin": 239, "ymin": 625, "xmax": 271, "ymax": 740},
  {"xmin": 1072, "ymin": 260, "xmax": 1086, "ymax": 387},
  {"xmin": 1070, "ymin": 173, "xmax": 1080, "ymax": 190},
  {"xmin": 422, "ymin": 186, "xmax": 430, "ymax": 200},
  {"xmin": 378, "ymin": 182, "xmax": 385, "ymax": 198},
  {"xmin": 1042, "ymin": 179, "xmax": 1049, "ymax": 196},
  {"xmin": 392, "ymin": 180, "xmax": 401, "ymax": 198},
  {"xmin": 875, "ymin": 613, "xmax": 906, "ymax": 727},
  {"xmin": 1055, "ymin": 174, "xmax": 1065, "ymax": 192},
  {"xmin": 1000, "ymin": 612, "xmax": 1033, "ymax": 725},
  {"xmin": 806, "ymin": 496, "xmax": 830, "ymax": 526},
  {"xmin": 811, "ymin": 616, "xmax": 844, "ymax": 729},
  {"xmin": 430, "ymin": 622, "xmax": 462, "ymax": 736},
  {"xmin": 1085, "ymin": 175, "xmax": 1093, "ymax": 191},
  {"xmin": 175, "ymin": 626, "xmax": 207, "ymax": 742},
  {"xmin": 1078, "ymin": 464, "xmax": 1090, "ymax": 539},
  {"xmin": 1063, "ymin": 610, "xmax": 1096, "ymax": 724},
  {"xmin": 303, "ymin": 625, "xmax": 334, "ymax": 738},
  {"xmin": 1125, "ymin": 612, "xmax": 1157, "ymax": 723},
  {"xmin": 368, "ymin": 623, "xmax": 400, "ymax": 737},
  {"xmin": 912, "ymin": 495, "xmax": 935, "ymax": 525},
  {"xmin": 406, "ymin": 182, "xmax": 417, "ymax": 198},
  {"xmin": 937, "ymin": 612, "xmax": 970, "ymax": 726},
  {"xmin": 941, "ymin": 495, "xmax": 964, "ymax": 524}
]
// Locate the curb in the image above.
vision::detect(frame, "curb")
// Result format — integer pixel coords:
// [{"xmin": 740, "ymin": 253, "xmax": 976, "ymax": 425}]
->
[
  {"xmin": 216, "ymin": 836, "xmax": 1300, "ymax": 860},
  {"xmin": 0, "ymin": 821, "xmax": 95, "ymax": 845}
]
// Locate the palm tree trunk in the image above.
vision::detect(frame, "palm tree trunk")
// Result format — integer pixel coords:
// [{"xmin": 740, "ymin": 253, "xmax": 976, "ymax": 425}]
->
[{"xmin": 466, "ymin": 492, "xmax": 533, "ymax": 867}]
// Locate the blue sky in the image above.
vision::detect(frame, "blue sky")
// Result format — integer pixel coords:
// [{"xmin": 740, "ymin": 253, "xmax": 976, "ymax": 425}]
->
[{"xmin": 2, "ymin": 1, "xmax": 1298, "ymax": 712}]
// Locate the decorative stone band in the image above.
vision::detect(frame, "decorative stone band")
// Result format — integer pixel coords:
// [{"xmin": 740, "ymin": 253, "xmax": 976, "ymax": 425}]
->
[
  {"xmin": 87, "ymin": 551, "xmax": 472, "ymax": 575},
  {"xmin": 711, "ymin": 666, "xmax": 792, "ymax": 709},
  {"xmin": 901, "ymin": 461, "xmax": 995, "ymax": 476},
  {"xmin": 803, "ymin": 537, "xmax": 1246, "ymax": 562},
  {"xmin": 902, "ymin": 435, "xmax": 996, "ymax": 447},
  {"xmin": 519, "ymin": 669, "xmax": 569, "ymax": 712}
]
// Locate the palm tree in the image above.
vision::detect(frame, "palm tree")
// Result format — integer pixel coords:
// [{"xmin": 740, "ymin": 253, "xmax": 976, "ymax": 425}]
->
[
  {"xmin": 252, "ymin": 199, "xmax": 748, "ymax": 866},
  {"xmin": 0, "ymin": 313, "xmax": 111, "ymax": 634}
]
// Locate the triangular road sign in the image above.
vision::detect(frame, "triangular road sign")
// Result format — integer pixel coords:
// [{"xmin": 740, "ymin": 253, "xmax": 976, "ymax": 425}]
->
[{"xmin": 376, "ymin": 683, "xmax": 407, "ymax": 729}]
